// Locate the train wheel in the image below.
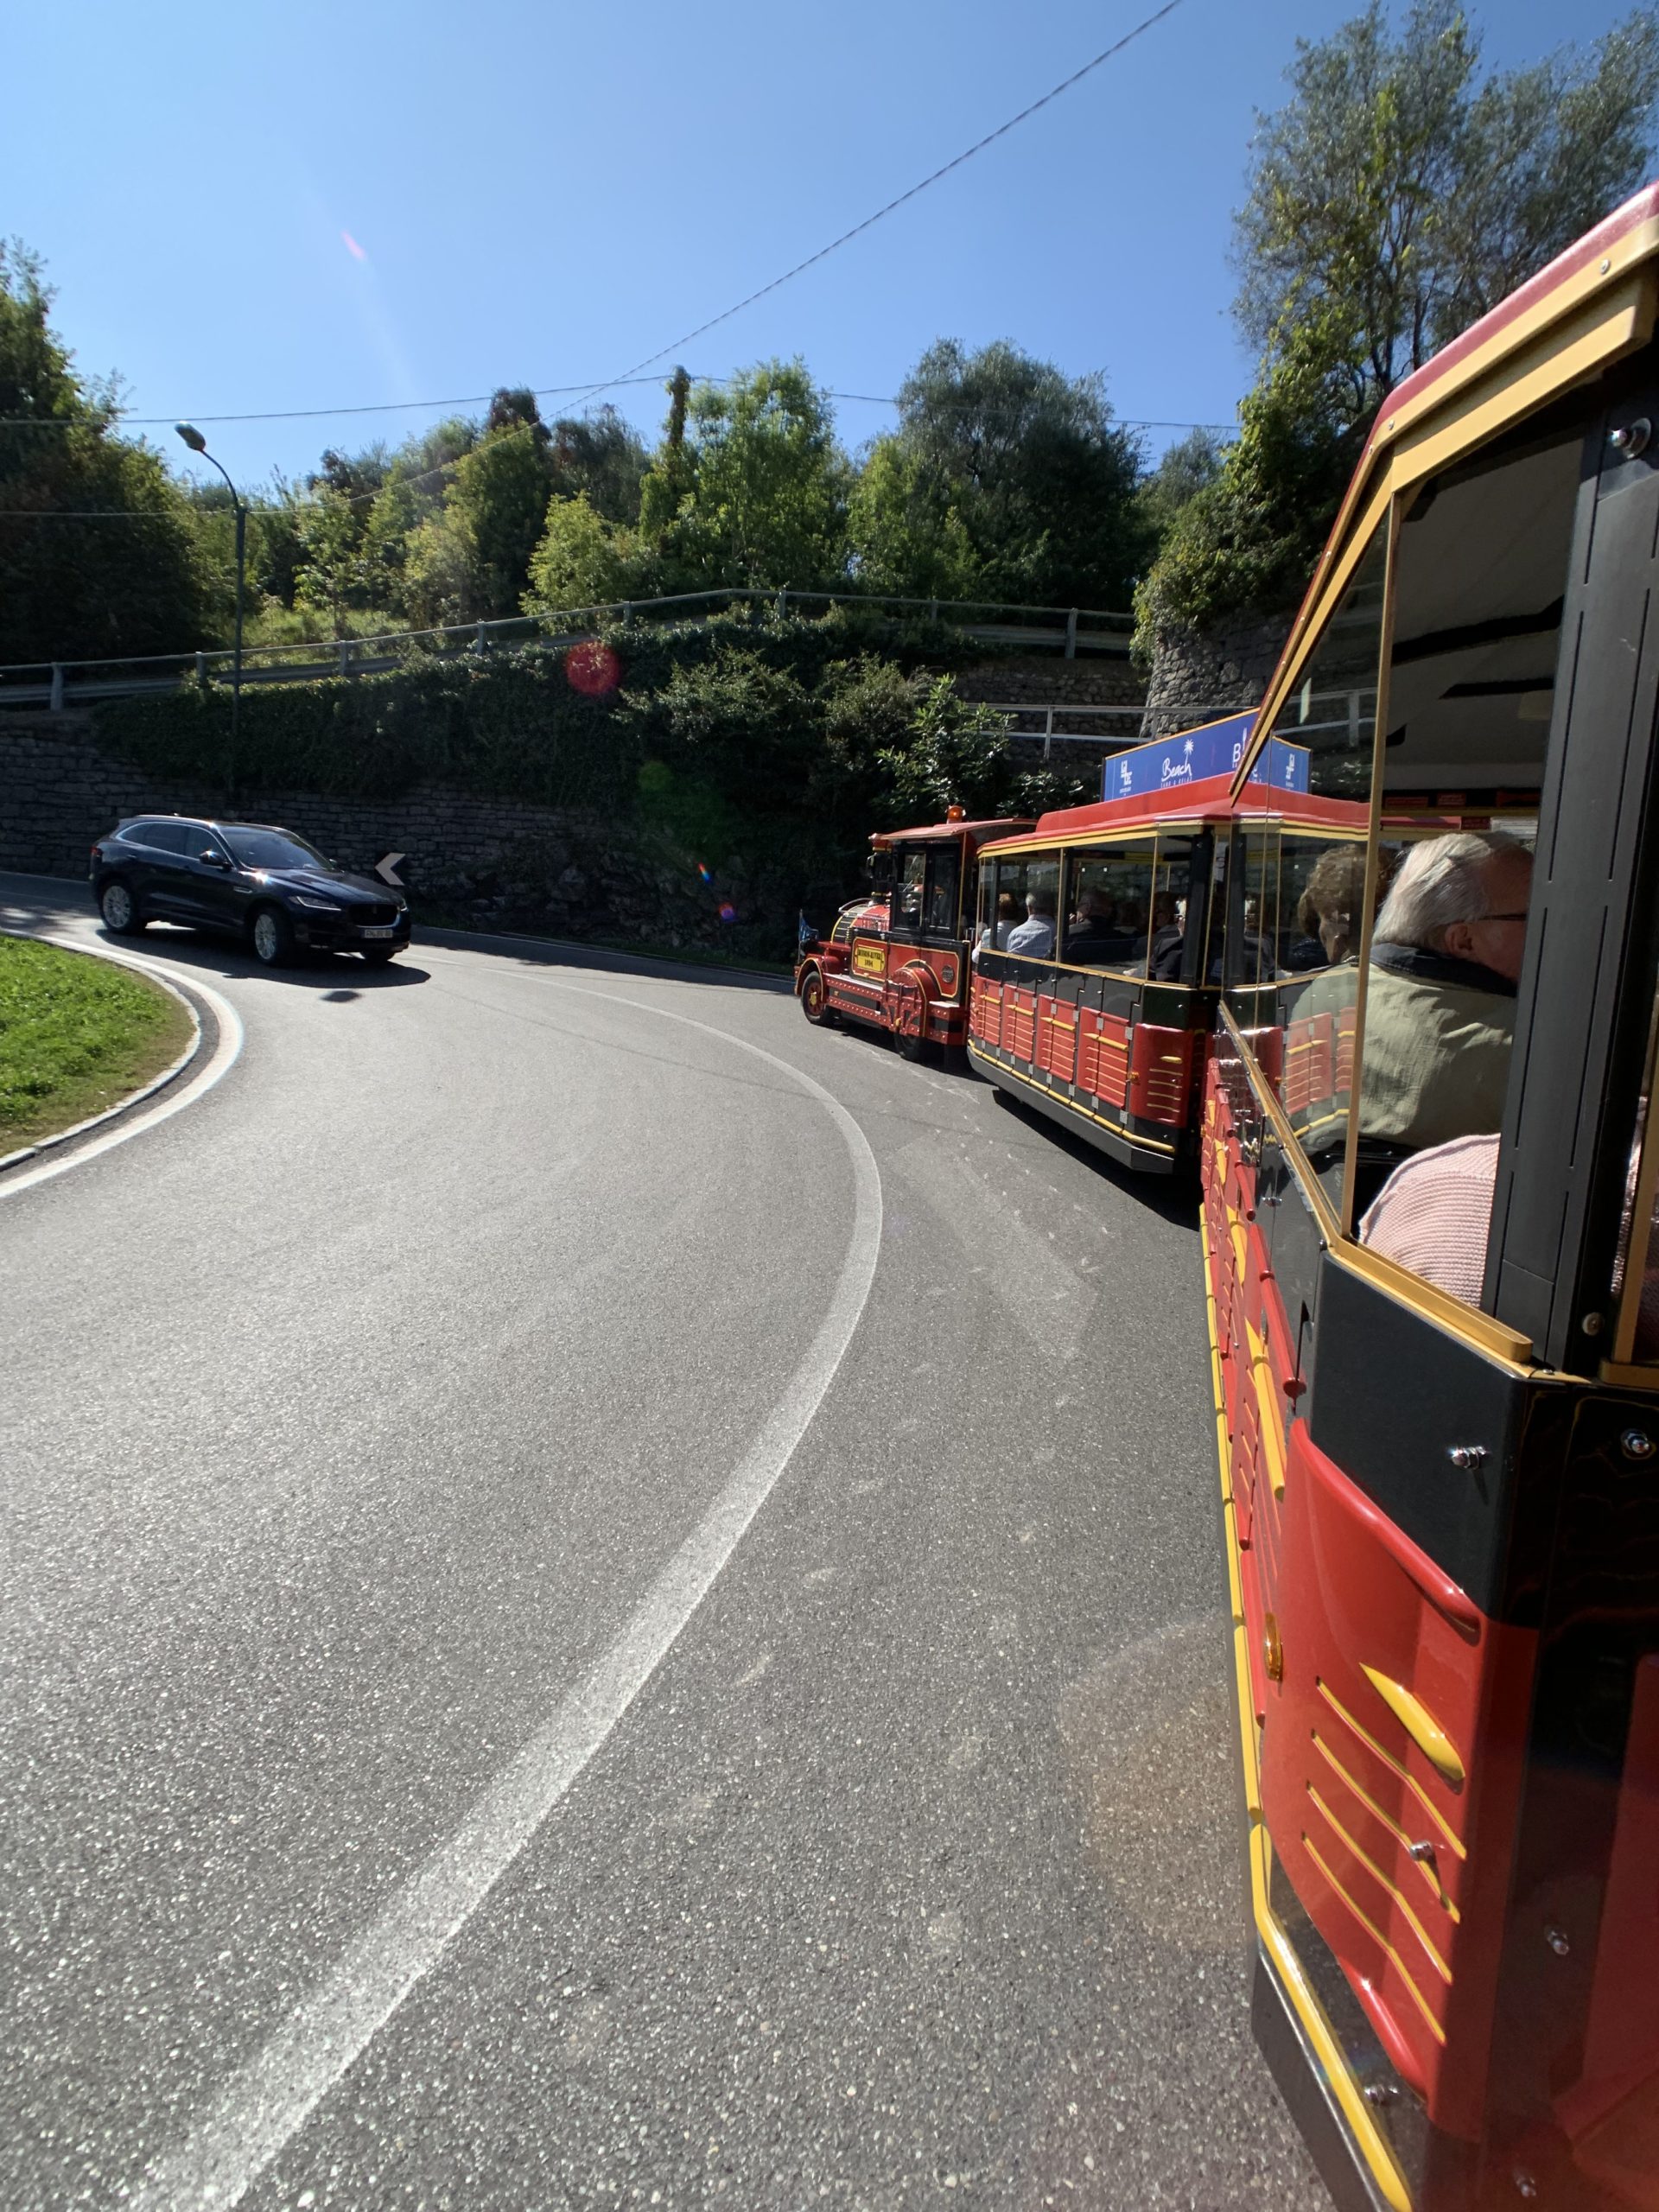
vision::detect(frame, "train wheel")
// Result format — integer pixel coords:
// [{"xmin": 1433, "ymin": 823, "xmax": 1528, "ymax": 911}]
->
[{"xmin": 800, "ymin": 964, "xmax": 836, "ymax": 1027}]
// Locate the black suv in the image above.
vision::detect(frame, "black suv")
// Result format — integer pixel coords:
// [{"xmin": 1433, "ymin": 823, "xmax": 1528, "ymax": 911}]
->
[{"xmin": 90, "ymin": 817, "xmax": 411, "ymax": 968}]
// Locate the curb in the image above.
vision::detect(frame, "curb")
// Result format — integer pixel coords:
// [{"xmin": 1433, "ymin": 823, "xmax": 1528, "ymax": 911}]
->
[{"xmin": 0, "ymin": 930, "xmax": 205, "ymax": 1173}]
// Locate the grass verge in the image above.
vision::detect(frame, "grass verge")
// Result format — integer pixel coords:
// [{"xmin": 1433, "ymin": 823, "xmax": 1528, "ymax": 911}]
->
[{"xmin": 0, "ymin": 936, "xmax": 194, "ymax": 1154}]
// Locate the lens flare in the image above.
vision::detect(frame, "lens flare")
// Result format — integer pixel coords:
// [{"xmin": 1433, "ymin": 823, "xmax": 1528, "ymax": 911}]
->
[
  {"xmin": 340, "ymin": 231, "xmax": 368, "ymax": 263},
  {"xmin": 719, "ymin": 901, "xmax": 737, "ymax": 925},
  {"xmin": 696, "ymin": 863, "xmax": 715, "ymax": 886},
  {"xmin": 565, "ymin": 640, "xmax": 621, "ymax": 697}
]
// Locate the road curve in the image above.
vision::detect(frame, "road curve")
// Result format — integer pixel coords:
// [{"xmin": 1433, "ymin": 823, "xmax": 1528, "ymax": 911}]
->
[{"xmin": 0, "ymin": 875, "xmax": 1324, "ymax": 2210}]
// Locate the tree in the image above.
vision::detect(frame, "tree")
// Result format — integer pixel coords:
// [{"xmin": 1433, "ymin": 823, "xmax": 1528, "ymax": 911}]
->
[
  {"xmin": 1438, "ymin": 13, "xmax": 1659, "ymax": 330},
  {"xmin": 876, "ymin": 675, "xmax": 1090, "ymax": 823},
  {"xmin": 637, "ymin": 360, "xmax": 850, "ymax": 592},
  {"xmin": 0, "ymin": 240, "xmax": 213, "ymax": 664},
  {"xmin": 524, "ymin": 491, "xmax": 654, "ymax": 615},
  {"xmin": 849, "ymin": 340, "xmax": 1148, "ymax": 609},
  {"xmin": 546, "ymin": 406, "xmax": 651, "ymax": 524},
  {"xmin": 294, "ymin": 486, "xmax": 372, "ymax": 637},
  {"xmin": 403, "ymin": 420, "xmax": 553, "ymax": 625},
  {"xmin": 1135, "ymin": 315, "xmax": 1365, "ymax": 643},
  {"xmin": 1137, "ymin": 429, "xmax": 1228, "ymax": 550},
  {"xmin": 1236, "ymin": 3, "xmax": 1659, "ymax": 403},
  {"xmin": 1140, "ymin": 3, "xmax": 1659, "ymax": 648}
]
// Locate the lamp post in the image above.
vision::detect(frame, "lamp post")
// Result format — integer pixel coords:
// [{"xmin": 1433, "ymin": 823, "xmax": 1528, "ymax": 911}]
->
[{"xmin": 175, "ymin": 423, "xmax": 244, "ymax": 804}]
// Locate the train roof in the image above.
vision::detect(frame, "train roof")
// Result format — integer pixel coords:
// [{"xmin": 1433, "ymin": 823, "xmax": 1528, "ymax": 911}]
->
[
  {"xmin": 869, "ymin": 817, "xmax": 1033, "ymax": 846},
  {"xmin": 976, "ymin": 781, "xmax": 1368, "ymax": 856},
  {"xmin": 1370, "ymin": 179, "xmax": 1659, "ymax": 444}
]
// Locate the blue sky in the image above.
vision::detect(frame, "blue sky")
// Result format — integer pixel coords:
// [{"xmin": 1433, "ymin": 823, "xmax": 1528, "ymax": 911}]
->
[{"xmin": 3, "ymin": 1, "xmax": 1646, "ymax": 494}]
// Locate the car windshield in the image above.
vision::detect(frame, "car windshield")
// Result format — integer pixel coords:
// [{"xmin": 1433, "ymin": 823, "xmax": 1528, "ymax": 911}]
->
[{"xmin": 222, "ymin": 829, "xmax": 332, "ymax": 872}]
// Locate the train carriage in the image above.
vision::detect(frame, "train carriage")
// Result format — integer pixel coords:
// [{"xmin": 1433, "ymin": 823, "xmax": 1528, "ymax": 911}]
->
[
  {"xmin": 1205, "ymin": 184, "xmax": 1659, "ymax": 2212},
  {"xmin": 966, "ymin": 714, "xmax": 1325, "ymax": 1173},
  {"xmin": 795, "ymin": 810, "xmax": 1032, "ymax": 1057}
]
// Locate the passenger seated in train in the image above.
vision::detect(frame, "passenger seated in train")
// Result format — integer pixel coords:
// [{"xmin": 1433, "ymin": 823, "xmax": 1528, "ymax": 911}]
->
[
  {"xmin": 1149, "ymin": 896, "xmax": 1184, "ymax": 981},
  {"xmin": 1362, "ymin": 1128, "xmax": 1659, "ymax": 1347},
  {"xmin": 1064, "ymin": 889, "xmax": 1134, "ymax": 963},
  {"xmin": 1358, "ymin": 831, "xmax": 1532, "ymax": 1150},
  {"xmin": 1359, "ymin": 1132, "xmax": 1500, "ymax": 1302},
  {"xmin": 1006, "ymin": 887, "xmax": 1058, "ymax": 958},
  {"xmin": 973, "ymin": 892, "xmax": 1019, "ymax": 962},
  {"xmin": 1284, "ymin": 847, "xmax": 1372, "ymax": 971}
]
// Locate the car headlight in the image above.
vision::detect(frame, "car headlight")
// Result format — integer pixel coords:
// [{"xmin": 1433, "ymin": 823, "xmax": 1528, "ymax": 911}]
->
[{"xmin": 293, "ymin": 893, "xmax": 343, "ymax": 912}]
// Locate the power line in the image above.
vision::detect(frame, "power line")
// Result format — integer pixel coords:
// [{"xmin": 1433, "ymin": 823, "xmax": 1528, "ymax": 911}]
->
[
  {"xmin": 0, "ymin": 382, "xmax": 1233, "ymax": 437},
  {"xmin": 568, "ymin": 0, "xmax": 1187, "ymax": 410},
  {"xmin": 0, "ymin": 375, "xmax": 678, "ymax": 433}
]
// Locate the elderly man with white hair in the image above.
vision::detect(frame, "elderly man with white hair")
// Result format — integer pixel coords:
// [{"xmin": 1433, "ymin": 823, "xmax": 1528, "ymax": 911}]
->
[{"xmin": 1358, "ymin": 830, "xmax": 1533, "ymax": 1150}]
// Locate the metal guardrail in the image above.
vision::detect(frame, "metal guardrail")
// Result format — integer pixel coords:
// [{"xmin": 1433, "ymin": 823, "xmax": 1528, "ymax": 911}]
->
[
  {"xmin": 976, "ymin": 701, "xmax": 1147, "ymax": 758},
  {"xmin": 0, "ymin": 587, "xmax": 1137, "ymax": 711}
]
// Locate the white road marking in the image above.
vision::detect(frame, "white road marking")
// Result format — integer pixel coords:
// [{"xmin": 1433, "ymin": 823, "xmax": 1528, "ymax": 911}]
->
[
  {"xmin": 124, "ymin": 979, "xmax": 883, "ymax": 2212},
  {"xmin": 0, "ymin": 940, "xmax": 245, "ymax": 1200}
]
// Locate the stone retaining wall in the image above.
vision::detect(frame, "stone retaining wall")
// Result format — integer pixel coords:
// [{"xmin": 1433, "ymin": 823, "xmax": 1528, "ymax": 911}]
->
[
  {"xmin": 0, "ymin": 647, "xmax": 1154, "ymax": 939},
  {"xmin": 0, "ymin": 717, "xmax": 725, "ymax": 945},
  {"xmin": 1138, "ymin": 616, "xmax": 1289, "ymax": 738}
]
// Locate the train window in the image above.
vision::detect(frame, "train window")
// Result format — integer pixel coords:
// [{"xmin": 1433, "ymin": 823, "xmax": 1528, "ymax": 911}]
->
[
  {"xmin": 1148, "ymin": 836, "xmax": 1198, "ymax": 982},
  {"xmin": 1273, "ymin": 833, "xmax": 1373, "ymax": 976},
  {"xmin": 893, "ymin": 848, "xmax": 927, "ymax": 932},
  {"xmin": 922, "ymin": 844, "xmax": 961, "ymax": 938},
  {"xmin": 1352, "ymin": 408, "xmax": 1585, "ymax": 1276},
  {"xmin": 1225, "ymin": 520, "xmax": 1388, "ymax": 1200},
  {"xmin": 1061, "ymin": 840, "xmax": 1156, "ymax": 973},
  {"xmin": 984, "ymin": 853, "xmax": 1058, "ymax": 957}
]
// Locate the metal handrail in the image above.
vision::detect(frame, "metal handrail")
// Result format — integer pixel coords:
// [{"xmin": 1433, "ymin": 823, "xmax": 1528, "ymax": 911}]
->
[{"xmin": 0, "ymin": 584, "xmax": 1137, "ymax": 701}]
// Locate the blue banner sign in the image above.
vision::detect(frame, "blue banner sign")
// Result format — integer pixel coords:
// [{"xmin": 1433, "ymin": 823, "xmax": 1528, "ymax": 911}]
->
[{"xmin": 1100, "ymin": 712, "xmax": 1308, "ymax": 802}]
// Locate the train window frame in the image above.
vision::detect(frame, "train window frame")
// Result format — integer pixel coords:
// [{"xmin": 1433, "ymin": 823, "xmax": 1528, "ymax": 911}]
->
[
  {"xmin": 1216, "ymin": 489, "xmax": 1397, "ymax": 1242},
  {"xmin": 888, "ymin": 846, "xmax": 928, "ymax": 940},
  {"xmin": 921, "ymin": 842, "xmax": 962, "ymax": 944},
  {"xmin": 1237, "ymin": 467, "xmax": 1556, "ymax": 1262},
  {"xmin": 1223, "ymin": 362, "xmax": 1659, "ymax": 1375}
]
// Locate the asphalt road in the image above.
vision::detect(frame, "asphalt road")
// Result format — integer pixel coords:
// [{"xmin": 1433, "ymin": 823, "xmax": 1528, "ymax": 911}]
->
[{"xmin": 0, "ymin": 874, "xmax": 1325, "ymax": 2212}]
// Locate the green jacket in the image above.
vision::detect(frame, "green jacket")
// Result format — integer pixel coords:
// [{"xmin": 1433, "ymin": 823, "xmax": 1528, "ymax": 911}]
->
[{"xmin": 1358, "ymin": 948, "xmax": 1516, "ymax": 1149}]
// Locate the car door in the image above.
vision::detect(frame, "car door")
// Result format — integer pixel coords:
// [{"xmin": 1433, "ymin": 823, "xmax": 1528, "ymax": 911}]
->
[
  {"xmin": 134, "ymin": 822, "xmax": 197, "ymax": 917},
  {"xmin": 175, "ymin": 827, "xmax": 242, "ymax": 931}
]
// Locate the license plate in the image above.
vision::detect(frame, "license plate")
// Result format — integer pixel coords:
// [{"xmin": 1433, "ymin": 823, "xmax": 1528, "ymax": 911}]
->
[{"xmin": 360, "ymin": 925, "xmax": 395, "ymax": 939}]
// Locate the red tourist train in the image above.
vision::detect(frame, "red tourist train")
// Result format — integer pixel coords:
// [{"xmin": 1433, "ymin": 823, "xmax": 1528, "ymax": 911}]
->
[
  {"xmin": 965, "ymin": 713, "xmax": 1337, "ymax": 1173},
  {"xmin": 794, "ymin": 810, "xmax": 1033, "ymax": 1058},
  {"xmin": 1192, "ymin": 189, "xmax": 1659, "ymax": 2212}
]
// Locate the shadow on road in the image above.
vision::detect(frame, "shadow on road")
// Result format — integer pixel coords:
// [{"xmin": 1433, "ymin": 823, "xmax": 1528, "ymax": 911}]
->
[
  {"xmin": 91, "ymin": 926, "xmax": 434, "ymax": 991},
  {"xmin": 977, "ymin": 1079, "xmax": 1203, "ymax": 1234}
]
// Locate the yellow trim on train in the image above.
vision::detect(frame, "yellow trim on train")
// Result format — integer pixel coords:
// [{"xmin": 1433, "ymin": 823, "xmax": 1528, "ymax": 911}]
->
[
  {"xmin": 1306, "ymin": 1784, "xmax": 1453, "ymax": 1984},
  {"xmin": 1309, "ymin": 1732, "xmax": 1462, "ymax": 1921},
  {"xmin": 1215, "ymin": 1006, "xmax": 1538, "ymax": 1371},
  {"xmin": 1202, "ymin": 1254, "xmax": 1414, "ymax": 2212},
  {"xmin": 1301, "ymin": 1834, "xmax": 1449, "ymax": 2048},
  {"xmin": 1316, "ymin": 1682, "xmax": 1468, "ymax": 1860},
  {"xmin": 1359, "ymin": 1668, "xmax": 1468, "ymax": 1790}
]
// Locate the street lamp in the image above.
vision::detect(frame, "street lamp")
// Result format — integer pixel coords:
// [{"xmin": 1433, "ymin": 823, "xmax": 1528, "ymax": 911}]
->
[{"xmin": 176, "ymin": 423, "xmax": 244, "ymax": 804}]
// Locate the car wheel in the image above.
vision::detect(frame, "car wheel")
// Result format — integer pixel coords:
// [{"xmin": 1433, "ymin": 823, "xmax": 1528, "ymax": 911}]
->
[
  {"xmin": 799, "ymin": 964, "xmax": 836, "ymax": 1027},
  {"xmin": 250, "ymin": 905, "xmax": 296, "ymax": 967},
  {"xmin": 99, "ymin": 879, "xmax": 146, "ymax": 934},
  {"xmin": 361, "ymin": 945, "xmax": 399, "ymax": 966}
]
